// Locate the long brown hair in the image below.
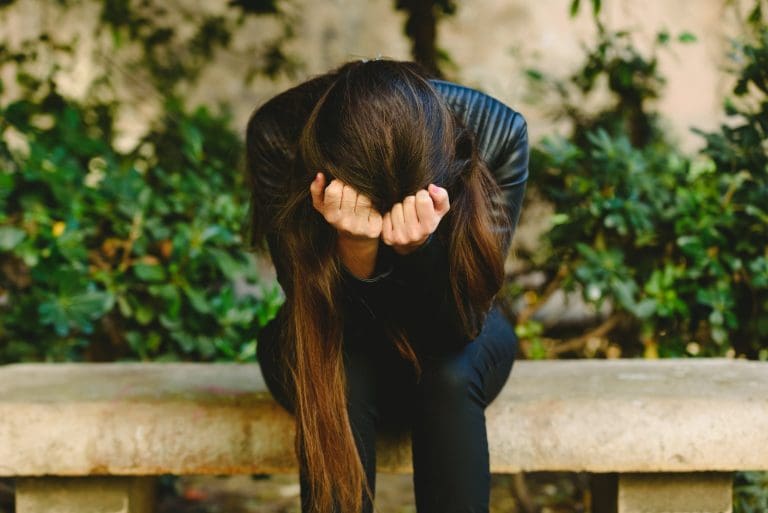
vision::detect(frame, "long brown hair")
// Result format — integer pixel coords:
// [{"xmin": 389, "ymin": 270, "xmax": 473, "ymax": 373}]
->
[{"xmin": 245, "ymin": 58, "xmax": 511, "ymax": 513}]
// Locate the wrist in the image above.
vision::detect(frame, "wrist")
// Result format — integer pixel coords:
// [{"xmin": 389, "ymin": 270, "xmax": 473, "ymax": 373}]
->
[
  {"xmin": 392, "ymin": 233, "xmax": 433, "ymax": 256},
  {"xmin": 337, "ymin": 234, "xmax": 379, "ymax": 279}
]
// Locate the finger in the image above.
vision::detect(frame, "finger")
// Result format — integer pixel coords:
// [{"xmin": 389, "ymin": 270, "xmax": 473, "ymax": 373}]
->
[
  {"xmin": 354, "ymin": 192, "xmax": 372, "ymax": 217},
  {"xmin": 324, "ymin": 179, "xmax": 344, "ymax": 214},
  {"xmin": 340, "ymin": 183, "xmax": 357, "ymax": 215},
  {"xmin": 402, "ymin": 195, "xmax": 420, "ymax": 238},
  {"xmin": 381, "ymin": 211, "xmax": 393, "ymax": 245},
  {"xmin": 428, "ymin": 184, "xmax": 450, "ymax": 217},
  {"xmin": 415, "ymin": 189, "xmax": 435, "ymax": 231},
  {"xmin": 391, "ymin": 202, "xmax": 405, "ymax": 242},
  {"xmin": 309, "ymin": 172, "xmax": 326, "ymax": 212},
  {"xmin": 368, "ymin": 210, "xmax": 383, "ymax": 238}
]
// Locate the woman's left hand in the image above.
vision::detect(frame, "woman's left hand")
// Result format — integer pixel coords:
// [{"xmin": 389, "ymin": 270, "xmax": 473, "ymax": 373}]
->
[{"xmin": 382, "ymin": 184, "xmax": 450, "ymax": 255}]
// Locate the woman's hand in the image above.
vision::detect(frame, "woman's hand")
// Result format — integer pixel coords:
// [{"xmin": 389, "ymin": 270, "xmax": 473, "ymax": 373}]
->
[
  {"xmin": 310, "ymin": 172, "xmax": 382, "ymax": 279},
  {"xmin": 382, "ymin": 184, "xmax": 450, "ymax": 255}
]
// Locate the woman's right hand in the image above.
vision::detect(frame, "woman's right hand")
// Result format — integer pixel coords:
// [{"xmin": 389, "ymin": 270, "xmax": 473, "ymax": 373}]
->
[
  {"xmin": 310, "ymin": 172, "xmax": 382, "ymax": 279},
  {"xmin": 309, "ymin": 172, "xmax": 383, "ymax": 240}
]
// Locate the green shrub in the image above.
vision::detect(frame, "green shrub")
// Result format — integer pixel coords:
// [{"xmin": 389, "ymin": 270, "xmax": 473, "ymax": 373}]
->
[
  {"xmin": 516, "ymin": 6, "xmax": 767, "ymax": 360},
  {"xmin": 0, "ymin": 85, "xmax": 282, "ymax": 363}
]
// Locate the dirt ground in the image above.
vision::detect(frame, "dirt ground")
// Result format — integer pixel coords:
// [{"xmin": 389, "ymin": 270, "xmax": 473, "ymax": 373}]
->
[
  {"xmin": 156, "ymin": 472, "xmax": 581, "ymax": 513},
  {"xmin": 0, "ymin": 472, "xmax": 584, "ymax": 513}
]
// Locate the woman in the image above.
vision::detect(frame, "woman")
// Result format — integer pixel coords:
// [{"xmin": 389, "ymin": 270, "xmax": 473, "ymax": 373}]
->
[{"xmin": 245, "ymin": 58, "xmax": 528, "ymax": 513}]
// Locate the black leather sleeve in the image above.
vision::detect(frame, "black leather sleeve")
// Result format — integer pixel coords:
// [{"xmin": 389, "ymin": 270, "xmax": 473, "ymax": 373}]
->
[{"xmin": 429, "ymin": 78, "xmax": 529, "ymax": 247}]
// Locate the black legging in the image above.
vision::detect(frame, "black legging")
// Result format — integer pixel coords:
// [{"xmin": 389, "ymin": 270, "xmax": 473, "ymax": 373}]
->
[{"xmin": 257, "ymin": 296, "xmax": 517, "ymax": 513}]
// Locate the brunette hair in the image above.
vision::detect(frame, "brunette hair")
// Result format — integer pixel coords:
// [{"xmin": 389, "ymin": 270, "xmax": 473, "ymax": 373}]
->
[{"xmin": 245, "ymin": 58, "xmax": 511, "ymax": 513}]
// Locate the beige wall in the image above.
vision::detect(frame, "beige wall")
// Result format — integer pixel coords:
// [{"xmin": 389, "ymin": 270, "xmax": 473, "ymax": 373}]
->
[
  {"xmin": 0, "ymin": 0, "xmax": 750, "ymax": 152},
  {"xmin": 441, "ymin": 0, "xmax": 743, "ymax": 150}
]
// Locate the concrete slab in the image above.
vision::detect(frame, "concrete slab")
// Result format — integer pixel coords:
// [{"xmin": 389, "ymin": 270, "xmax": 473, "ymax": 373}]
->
[{"xmin": 0, "ymin": 359, "xmax": 766, "ymax": 475}]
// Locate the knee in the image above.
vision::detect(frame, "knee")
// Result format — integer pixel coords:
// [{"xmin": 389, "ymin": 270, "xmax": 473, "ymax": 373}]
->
[{"xmin": 418, "ymin": 352, "xmax": 483, "ymax": 403}]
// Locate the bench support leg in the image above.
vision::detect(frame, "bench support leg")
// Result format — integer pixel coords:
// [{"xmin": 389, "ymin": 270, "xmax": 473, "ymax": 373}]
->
[
  {"xmin": 618, "ymin": 472, "xmax": 732, "ymax": 513},
  {"xmin": 16, "ymin": 476, "xmax": 156, "ymax": 513}
]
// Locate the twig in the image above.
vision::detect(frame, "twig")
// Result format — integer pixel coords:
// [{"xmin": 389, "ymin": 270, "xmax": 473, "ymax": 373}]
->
[
  {"xmin": 547, "ymin": 314, "xmax": 621, "ymax": 357},
  {"xmin": 517, "ymin": 264, "xmax": 569, "ymax": 324},
  {"xmin": 118, "ymin": 211, "xmax": 144, "ymax": 272},
  {"xmin": 510, "ymin": 473, "xmax": 538, "ymax": 513}
]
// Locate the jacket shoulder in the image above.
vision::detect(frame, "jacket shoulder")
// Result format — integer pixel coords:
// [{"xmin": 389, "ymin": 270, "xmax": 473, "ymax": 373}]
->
[{"xmin": 428, "ymin": 78, "xmax": 528, "ymax": 184}]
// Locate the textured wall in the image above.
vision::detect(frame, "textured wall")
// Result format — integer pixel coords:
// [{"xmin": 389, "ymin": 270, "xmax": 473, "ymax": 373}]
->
[{"xmin": 0, "ymin": 0, "xmax": 749, "ymax": 151}]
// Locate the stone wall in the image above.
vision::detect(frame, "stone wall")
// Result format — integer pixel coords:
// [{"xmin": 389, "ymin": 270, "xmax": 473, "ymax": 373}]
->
[{"xmin": 0, "ymin": 0, "xmax": 750, "ymax": 151}]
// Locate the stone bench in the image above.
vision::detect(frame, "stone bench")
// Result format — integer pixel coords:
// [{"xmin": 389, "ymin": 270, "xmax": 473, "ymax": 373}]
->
[{"xmin": 1, "ymin": 359, "xmax": 766, "ymax": 513}]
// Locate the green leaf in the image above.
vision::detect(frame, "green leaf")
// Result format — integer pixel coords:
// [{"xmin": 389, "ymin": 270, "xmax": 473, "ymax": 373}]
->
[
  {"xmin": 133, "ymin": 264, "xmax": 167, "ymax": 282},
  {"xmin": 66, "ymin": 290, "xmax": 115, "ymax": 320},
  {"xmin": 525, "ymin": 69, "xmax": 544, "ymax": 81},
  {"xmin": 0, "ymin": 226, "xmax": 25, "ymax": 250},
  {"xmin": 612, "ymin": 279, "xmax": 637, "ymax": 310},
  {"xmin": 207, "ymin": 247, "xmax": 245, "ymax": 279},
  {"xmin": 677, "ymin": 31, "xmax": 697, "ymax": 43},
  {"xmin": 38, "ymin": 299, "xmax": 72, "ymax": 336},
  {"xmin": 569, "ymin": 0, "xmax": 581, "ymax": 17},
  {"xmin": 183, "ymin": 285, "xmax": 211, "ymax": 314},
  {"xmin": 633, "ymin": 299, "xmax": 657, "ymax": 319},
  {"xmin": 38, "ymin": 290, "xmax": 114, "ymax": 336},
  {"xmin": 135, "ymin": 304, "xmax": 155, "ymax": 325},
  {"xmin": 181, "ymin": 123, "xmax": 204, "ymax": 161},
  {"xmin": 148, "ymin": 284, "xmax": 182, "ymax": 317}
]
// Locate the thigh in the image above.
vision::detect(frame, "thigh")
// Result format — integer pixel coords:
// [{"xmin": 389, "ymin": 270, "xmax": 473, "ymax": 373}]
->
[
  {"xmin": 408, "ymin": 302, "xmax": 517, "ymax": 408},
  {"xmin": 406, "ymin": 305, "xmax": 517, "ymax": 513},
  {"xmin": 469, "ymin": 303, "xmax": 518, "ymax": 406},
  {"xmin": 256, "ymin": 304, "xmax": 393, "ymax": 413}
]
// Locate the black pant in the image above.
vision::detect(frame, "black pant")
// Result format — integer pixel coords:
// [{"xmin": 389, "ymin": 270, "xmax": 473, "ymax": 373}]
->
[{"xmin": 256, "ymin": 301, "xmax": 518, "ymax": 513}]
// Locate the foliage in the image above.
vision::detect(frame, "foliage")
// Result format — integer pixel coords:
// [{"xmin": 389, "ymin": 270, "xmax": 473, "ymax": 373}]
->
[
  {"xmin": 0, "ymin": 62, "xmax": 282, "ymax": 365},
  {"xmin": 516, "ymin": 3, "xmax": 767, "ymax": 360},
  {"xmin": 0, "ymin": 0, "xmax": 464, "ymax": 364},
  {"xmin": 734, "ymin": 471, "xmax": 768, "ymax": 513},
  {"xmin": 0, "ymin": 0, "xmax": 301, "ymax": 97},
  {"xmin": 517, "ymin": 4, "xmax": 768, "ymax": 510}
]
